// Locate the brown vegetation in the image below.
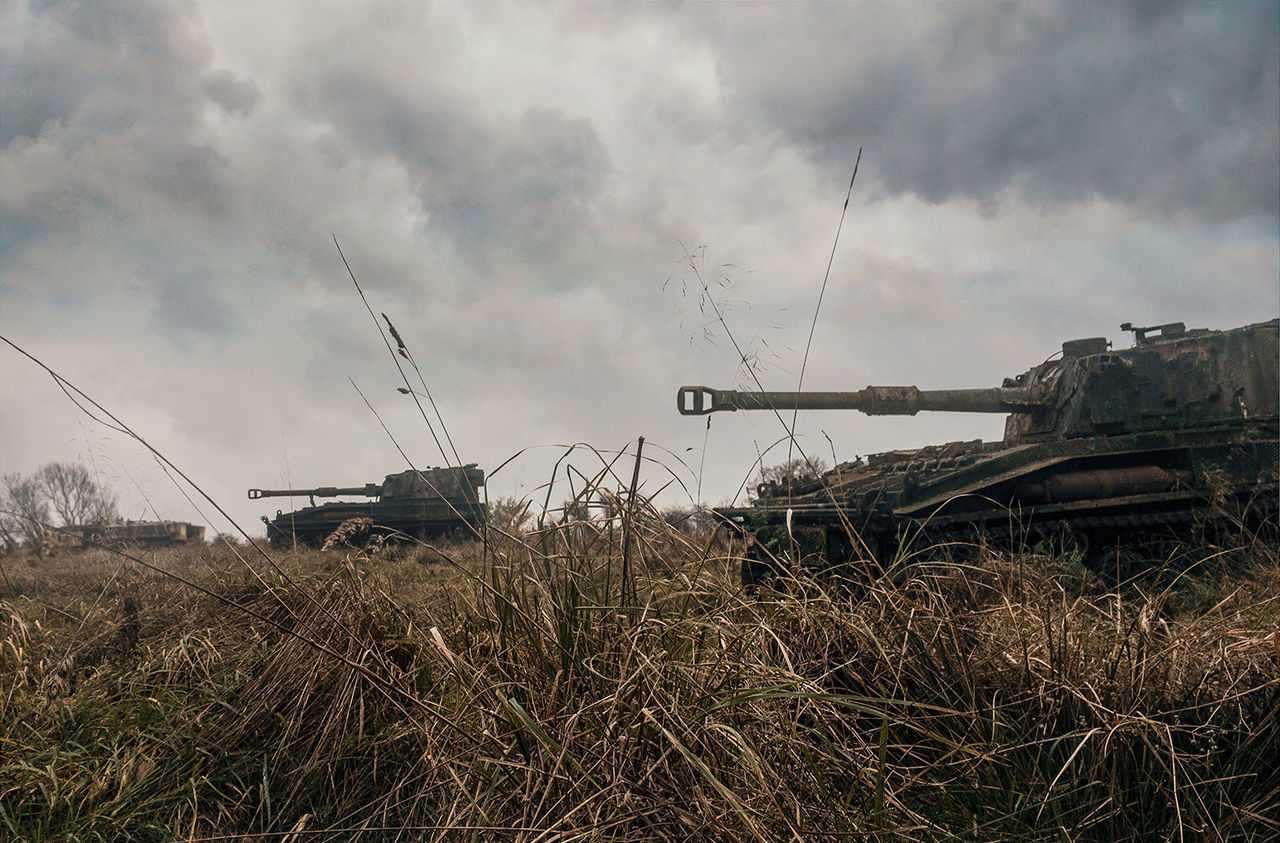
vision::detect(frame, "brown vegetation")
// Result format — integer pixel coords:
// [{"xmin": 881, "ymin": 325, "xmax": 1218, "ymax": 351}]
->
[{"xmin": 1, "ymin": 511, "xmax": 1277, "ymax": 840}]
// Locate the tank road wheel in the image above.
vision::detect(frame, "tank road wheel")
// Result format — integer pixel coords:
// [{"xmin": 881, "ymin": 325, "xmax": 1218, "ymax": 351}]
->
[
  {"xmin": 821, "ymin": 526, "xmax": 887, "ymax": 589},
  {"xmin": 265, "ymin": 524, "xmax": 295, "ymax": 550},
  {"xmin": 740, "ymin": 521, "xmax": 888, "ymax": 592},
  {"xmin": 740, "ymin": 554, "xmax": 771, "ymax": 589},
  {"xmin": 789, "ymin": 526, "xmax": 831, "ymax": 575},
  {"xmin": 1036, "ymin": 520, "xmax": 1091, "ymax": 566},
  {"xmin": 741, "ymin": 524, "xmax": 789, "ymax": 589},
  {"xmin": 740, "ymin": 522, "xmax": 827, "ymax": 588},
  {"xmin": 1079, "ymin": 528, "xmax": 1136, "ymax": 582}
]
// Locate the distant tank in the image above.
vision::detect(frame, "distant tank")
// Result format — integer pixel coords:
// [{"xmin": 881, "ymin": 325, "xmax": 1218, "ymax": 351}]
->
[
  {"xmin": 678, "ymin": 319, "xmax": 1279, "ymax": 585},
  {"xmin": 54, "ymin": 520, "xmax": 206, "ymax": 551},
  {"xmin": 249, "ymin": 465, "xmax": 486, "ymax": 548}
]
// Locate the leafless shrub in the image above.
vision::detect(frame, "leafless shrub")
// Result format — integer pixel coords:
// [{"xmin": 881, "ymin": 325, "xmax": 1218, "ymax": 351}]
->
[
  {"xmin": 35, "ymin": 461, "xmax": 118, "ymax": 526},
  {"xmin": 1, "ymin": 472, "xmax": 50, "ymax": 547},
  {"xmin": 1, "ymin": 460, "xmax": 118, "ymax": 551}
]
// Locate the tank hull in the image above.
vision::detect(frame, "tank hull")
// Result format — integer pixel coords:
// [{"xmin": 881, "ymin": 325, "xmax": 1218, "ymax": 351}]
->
[
  {"xmin": 263, "ymin": 498, "xmax": 486, "ymax": 548},
  {"xmin": 724, "ymin": 416, "xmax": 1277, "ymax": 586},
  {"xmin": 61, "ymin": 521, "xmax": 206, "ymax": 550}
]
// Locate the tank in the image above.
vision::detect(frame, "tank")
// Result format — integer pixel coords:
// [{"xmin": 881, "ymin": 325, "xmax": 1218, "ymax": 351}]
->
[
  {"xmin": 49, "ymin": 520, "xmax": 206, "ymax": 552},
  {"xmin": 678, "ymin": 319, "xmax": 1279, "ymax": 585},
  {"xmin": 249, "ymin": 465, "xmax": 486, "ymax": 548}
]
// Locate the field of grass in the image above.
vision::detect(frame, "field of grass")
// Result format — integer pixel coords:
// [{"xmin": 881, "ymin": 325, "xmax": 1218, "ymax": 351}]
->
[{"xmin": 2, "ymin": 511, "xmax": 1278, "ymax": 841}]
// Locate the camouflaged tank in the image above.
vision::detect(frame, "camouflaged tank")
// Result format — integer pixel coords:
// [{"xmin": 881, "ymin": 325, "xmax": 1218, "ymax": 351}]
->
[
  {"xmin": 678, "ymin": 319, "xmax": 1279, "ymax": 585},
  {"xmin": 250, "ymin": 465, "xmax": 486, "ymax": 548},
  {"xmin": 48, "ymin": 520, "xmax": 206, "ymax": 552}
]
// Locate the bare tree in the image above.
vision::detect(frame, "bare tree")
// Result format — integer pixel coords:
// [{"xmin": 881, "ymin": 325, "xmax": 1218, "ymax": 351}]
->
[
  {"xmin": 488, "ymin": 496, "xmax": 533, "ymax": 534},
  {"xmin": 36, "ymin": 461, "xmax": 118, "ymax": 525},
  {"xmin": 661, "ymin": 505, "xmax": 720, "ymax": 540},
  {"xmin": 1, "ymin": 472, "xmax": 51, "ymax": 546},
  {"xmin": 0, "ymin": 475, "xmax": 19, "ymax": 551},
  {"xmin": 0, "ymin": 461, "xmax": 119, "ymax": 549}
]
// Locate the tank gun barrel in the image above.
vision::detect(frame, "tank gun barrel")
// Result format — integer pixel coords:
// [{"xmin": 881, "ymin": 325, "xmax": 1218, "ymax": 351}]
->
[
  {"xmin": 247, "ymin": 483, "xmax": 382, "ymax": 500},
  {"xmin": 677, "ymin": 385, "xmax": 1041, "ymax": 416}
]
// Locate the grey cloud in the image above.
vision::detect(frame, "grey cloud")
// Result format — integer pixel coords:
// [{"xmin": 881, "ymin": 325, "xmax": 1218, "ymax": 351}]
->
[
  {"xmin": 0, "ymin": 0, "xmax": 260, "ymax": 300},
  {"xmin": 296, "ymin": 70, "xmax": 611, "ymax": 278},
  {"xmin": 202, "ymin": 69, "xmax": 261, "ymax": 118},
  {"xmin": 149, "ymin": 270, "xmax": 244, "ymax": 350},
  {"xmin": 37, "ymin": 0, "xmax": 198, "ymax": 50},
  {"xmin": 0, "ymin": 38, "xmax": 80, "ymax": 146},
  {"xmin": 708, "ymin": 2, "xmax": 1278, "ymax": 222},
  {"xmin": 2, "ymin": 0, "xmax": 212, "ymax": 147}
]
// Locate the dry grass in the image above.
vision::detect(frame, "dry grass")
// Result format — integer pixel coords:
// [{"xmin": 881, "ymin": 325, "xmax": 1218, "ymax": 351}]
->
[{"xmin": 1, "ymin": 511, "xmax": 1277, "ymax": 841}]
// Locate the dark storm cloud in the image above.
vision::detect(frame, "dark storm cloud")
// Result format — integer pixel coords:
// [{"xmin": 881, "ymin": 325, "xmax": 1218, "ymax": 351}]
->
[
  {"xmin": 295, "ymin": 69, "xmax": 611, "ymax": 274},
  {"xmin": 0, "ymin": 0, "xmax": 254, "ymax": 240},
  {"xmin": 3, "ymin": 0, "xmax": 208, "ymax": 147},
  {"xmin": 710, "ymin": 2, "xmax": 1279, "ymax": 222}
]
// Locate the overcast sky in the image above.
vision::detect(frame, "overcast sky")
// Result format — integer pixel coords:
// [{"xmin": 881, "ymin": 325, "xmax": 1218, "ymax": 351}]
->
[{"xmin": 2, "ymin": 1, "xmax": 1277, "ymax": 538}]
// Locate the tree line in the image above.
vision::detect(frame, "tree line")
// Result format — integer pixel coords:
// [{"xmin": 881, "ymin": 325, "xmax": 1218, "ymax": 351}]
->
[{"xmin": 0, "ymin": 461, "xmax": 119, "ymax": 550}]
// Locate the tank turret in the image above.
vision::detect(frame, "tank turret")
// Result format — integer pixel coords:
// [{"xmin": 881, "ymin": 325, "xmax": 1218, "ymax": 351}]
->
[
  {"xmin": 251, "ymin": 465, "xmax": 486, "ymax": 548},
  {"xmin": 681, "ymin": 319, "xmax": 1278, "ymax": 445},
  {"xmin": 678, "ymin": 319, "xmax": 1279, "ymax": 584}
]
